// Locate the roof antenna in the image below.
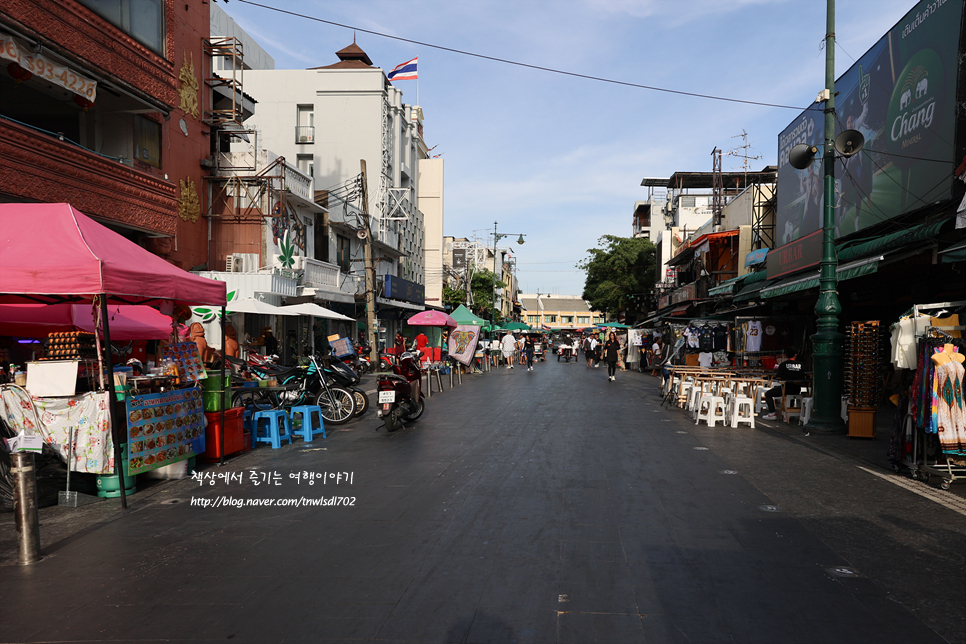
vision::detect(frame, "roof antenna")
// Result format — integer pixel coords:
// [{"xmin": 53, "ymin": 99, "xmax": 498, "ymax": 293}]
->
[{"xmin": 353, "ymin": 31, "xmax": 357, "ymax": 44}]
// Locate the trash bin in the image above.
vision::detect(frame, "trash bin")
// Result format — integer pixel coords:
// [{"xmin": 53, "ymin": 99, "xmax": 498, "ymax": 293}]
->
[{"xmin": 202, "ymin": 370, "xmax": 231, "ymax": 412}]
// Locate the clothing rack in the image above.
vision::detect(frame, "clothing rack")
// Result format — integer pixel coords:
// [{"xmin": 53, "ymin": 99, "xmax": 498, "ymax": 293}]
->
[{"xmin": 895, "ymin": 321, "xmax": 966, "ymax": 489}]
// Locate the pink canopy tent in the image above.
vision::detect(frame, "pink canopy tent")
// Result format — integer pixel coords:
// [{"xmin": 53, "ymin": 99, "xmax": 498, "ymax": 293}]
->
[
  {"xmin": 0, "ymin": 203, "xmax": 226, "ymax": 306},
  {"xmin": 0, "ymin": 304, "xmax": 172, "ymax": 340},
  {"xmin": 1, "ymin": 203, "xmax": 228, "ymax": 502}
]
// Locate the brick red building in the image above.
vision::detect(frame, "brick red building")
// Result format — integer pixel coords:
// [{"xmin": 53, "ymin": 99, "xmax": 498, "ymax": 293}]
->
[{"xmin": 0, "ymin": 0, "xmax": 229, "ymax": 269}]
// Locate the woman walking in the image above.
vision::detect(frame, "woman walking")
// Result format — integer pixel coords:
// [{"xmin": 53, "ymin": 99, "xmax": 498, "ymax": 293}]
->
[
  {"xmin": 524, "ymin": 335, "xmax": 536, "ymax": 371},
  {"xmin": 603, "ymin": 332, "xmax": 621, "ymax": 381}
]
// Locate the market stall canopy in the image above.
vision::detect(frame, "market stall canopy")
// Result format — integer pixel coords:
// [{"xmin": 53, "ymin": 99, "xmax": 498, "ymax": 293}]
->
[
  {"xmin": 281, "ymin": 303, "xmax": 353, "ymax": 321},
  {"xmin": 227, "ymin": 299, "xmax": 300, "ymax": 316},
  {"xmin": 0, "ymin": 303, "xmax": 172, "ymax": 340},
  {"xmin": 449, "ymin": 304, "xmax": 487, "ymax": 326},
  {"xmin": 501, "ymin": 321, "xmax": 531, "ymax": 331},
  {"xmin": 0, "ymin": 203, "xmax": 226, "ymax": 306},
  {"xmin": 406, "ymin": 310, "xmax": 457, "ymax": 327},
  {"xmin": 598, "ymin": 322, "xmax": 631, "ymax": 329}
]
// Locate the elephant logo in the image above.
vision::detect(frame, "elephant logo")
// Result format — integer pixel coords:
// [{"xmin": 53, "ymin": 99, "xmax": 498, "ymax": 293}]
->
[
  {"xmin": 899, "ymin": 89, "xmax": 912, "ymax": 109},
  {"xmin": 915, "ymin": 77, "xmax": 928, "ymax": 99}
]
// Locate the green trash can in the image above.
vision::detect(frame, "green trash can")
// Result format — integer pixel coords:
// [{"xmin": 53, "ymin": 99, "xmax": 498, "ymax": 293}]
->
[
  {"xmin": 202, "ymin": 370, "xmax": 231, "ymax": 412},
  {"xmin": 97, "ymin": 443, "xmax": 136, "ymax": 498}
]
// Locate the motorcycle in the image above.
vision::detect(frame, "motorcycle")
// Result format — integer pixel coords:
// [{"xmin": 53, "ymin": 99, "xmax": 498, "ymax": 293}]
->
[
  {"xmin": 375, "ymin": 350, "xmax": 425, "ymax": 432},
  {"xmin": 557, "ymin": 341, "xmax": 575, "ymax": 362},
  {"xmin": 228, "ymin": 354, "xmax": 357, "ymax": 425},
  {"xmin": 319, "ymin": 356, "xmax": 369, "ymax": 417}
]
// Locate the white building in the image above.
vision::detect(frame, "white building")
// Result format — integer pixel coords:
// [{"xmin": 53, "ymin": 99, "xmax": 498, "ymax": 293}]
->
[
  {"xmin": 418, "ymin": 158, "xmax": 445, "ymax": 306},
  {"xmin": 242, "ymin": 43, "xmax": 431, "ymax": 310}
]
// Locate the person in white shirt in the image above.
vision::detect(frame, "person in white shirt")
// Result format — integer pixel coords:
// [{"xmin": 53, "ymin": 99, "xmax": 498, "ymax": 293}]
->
[
  {"xmin": 501, "ymin": 332, "xmax": 517, "ymax": 369},
  {"xmin": 650, "ymin": 340, "xmax": 663, "ymax": 376}
]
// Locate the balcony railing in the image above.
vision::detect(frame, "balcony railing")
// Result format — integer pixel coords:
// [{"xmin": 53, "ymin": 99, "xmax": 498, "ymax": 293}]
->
[
  {"xmin": 295, "ymin": 126, "xmax": 315, "ymax": 144},
  {"xmin": 302, "ymin": 257, "xmax": 340, "ymax": 289}
]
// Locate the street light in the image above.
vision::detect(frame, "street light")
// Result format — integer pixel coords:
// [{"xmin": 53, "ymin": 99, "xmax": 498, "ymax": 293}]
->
[
  {"xmin": 808, "ymin": 0, "xmax": 845, "ymax": 434},
  {"xmin": 491, "ymin": 221, "xmax": 525, "ymax": 323}
]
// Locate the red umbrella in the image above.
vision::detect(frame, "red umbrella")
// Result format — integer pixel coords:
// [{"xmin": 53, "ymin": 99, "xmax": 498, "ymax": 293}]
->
[{"xmin": 406, "ymin": 310, "xmax": 457, "ymax": 327}]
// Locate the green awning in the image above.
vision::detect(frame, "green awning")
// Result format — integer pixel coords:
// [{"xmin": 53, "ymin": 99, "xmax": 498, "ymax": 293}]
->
[
  {"xmin": 939, "ymin": 240, "xmax": 966, "ymax": 264},
  {"xmin": 709, "ymin": 276, "xmax": 741, "ymax": 297},
  {"xmin": 733, "ymin": 279, "xmax": 775, "ymax": 303},
  {"xmin": 760, "ymin": 257, "xmax": 880, "ymax": 299},
  {"xmin": 837, "ymin": 218, "xmax": 951, "ymax": 263}
]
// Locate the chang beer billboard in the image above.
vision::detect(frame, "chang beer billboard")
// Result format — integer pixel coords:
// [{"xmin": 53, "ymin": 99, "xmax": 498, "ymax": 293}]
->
[{"xmin": 776, "ymin": 0, "xmax": 963, "ymax": 245}]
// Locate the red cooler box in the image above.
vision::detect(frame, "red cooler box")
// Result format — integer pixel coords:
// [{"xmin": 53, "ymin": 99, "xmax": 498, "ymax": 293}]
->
[{"xmin": 201, "ymin": 408, "xmax": 246, "ymax": 460}]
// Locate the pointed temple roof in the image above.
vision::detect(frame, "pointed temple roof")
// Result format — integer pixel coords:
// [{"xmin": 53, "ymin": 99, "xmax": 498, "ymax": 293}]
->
[{"xmin": 310, "ymin": 43, "xmax": 375, "ymax": 70}]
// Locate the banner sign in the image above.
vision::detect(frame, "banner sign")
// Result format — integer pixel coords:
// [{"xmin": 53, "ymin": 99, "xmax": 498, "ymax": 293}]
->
[
  {"xmin": 776, "ymin": 0, "xmax": 962, "ymax": 245},
  {"xmin": 0, "ymin": 34, "xmax": 97, "ymax": 100},
  {"xmin": 126, "ymin": 387, "xmax": 205, "ymax": 475},
  {"xmin": 448, "ymin": 324, "xmax": 481, "ymax": 366}
]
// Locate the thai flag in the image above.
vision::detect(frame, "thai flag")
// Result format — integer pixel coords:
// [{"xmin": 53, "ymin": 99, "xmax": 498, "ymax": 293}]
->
[{"xmin": 387, "ymin": 57, "xmax": 418, "ymax": 81}]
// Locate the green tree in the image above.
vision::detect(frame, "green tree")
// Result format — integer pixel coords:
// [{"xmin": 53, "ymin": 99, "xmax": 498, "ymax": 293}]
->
[
  {"xmin": 578, "ymin": 235, "xmax": 657, "ymax": 324},
  {"xmin": 442, "ymin": 285, "xmax": 466, "ymax": 311},
  {"xmin": 468, "ymin": 269, "xmax": 507, "ymax": 320}
]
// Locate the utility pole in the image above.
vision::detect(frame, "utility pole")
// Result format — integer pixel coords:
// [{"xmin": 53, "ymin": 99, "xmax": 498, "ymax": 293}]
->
[{"xmin": 360, "ymin": 160, "xmax": 378, "ymax": 367}]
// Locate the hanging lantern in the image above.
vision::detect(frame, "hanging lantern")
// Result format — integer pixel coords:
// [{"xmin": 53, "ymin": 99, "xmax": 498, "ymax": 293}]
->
[
  {"xmin": 7, "ymin": 62, "xmax": 33, "ymax": 85},
  {"xmin": 73, "ymin": 94, "xmax": 94, "ymax": 111}
]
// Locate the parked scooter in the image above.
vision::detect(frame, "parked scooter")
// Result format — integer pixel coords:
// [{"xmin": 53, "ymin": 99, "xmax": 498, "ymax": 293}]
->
[{"xmin": 375, "ymin": 350, "xmax": 425, "ymax": 432}]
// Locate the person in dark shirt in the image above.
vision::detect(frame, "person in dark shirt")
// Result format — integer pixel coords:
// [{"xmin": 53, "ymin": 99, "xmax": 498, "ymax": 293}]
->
[
  {"xmin": 603, "ymin": 332, "xmax": 621, "ymax": 381},
  {"xmin": 762, "ymin": 347, "xmax": 805, "ymax": 420}
]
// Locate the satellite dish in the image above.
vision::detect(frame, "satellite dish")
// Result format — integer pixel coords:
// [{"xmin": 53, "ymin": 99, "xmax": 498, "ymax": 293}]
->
[
  {"xmin": 788, "ymin": 144, "xmax": 818, "ymax": 170},
  {"xmin": 834, "ymin": 129, "xmax": 865, "ymax": 157},
  {"xmin": 356, "ymin": 228, "xmax": 368, "ymax": 240}
]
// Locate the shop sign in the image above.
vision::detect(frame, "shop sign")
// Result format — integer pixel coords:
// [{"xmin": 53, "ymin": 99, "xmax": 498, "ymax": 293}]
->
[
  {"xmin": 670, "ymin": 283, "xmax": 696, "ymax": 305},
  {"xmin": 0, "ymin": 34, "xmax": 97, "ymax": 100},
  {"xmin": 659, "ymin": 294, "xmax": 670, "ymax": 310},
  {"xmin": 384, "ymin": 275, "xmax": 425, "ymax": 305},
  {"xmin": 767, "ymin": 230, "xmax": 823, "ymax": 280},
  {"xmin": 775, "ymin": 0, "xmax": 961, "ymax": 245},
  {"xmin": 745, "ymin": 248, "xmax": 769, "ymax": 267}
]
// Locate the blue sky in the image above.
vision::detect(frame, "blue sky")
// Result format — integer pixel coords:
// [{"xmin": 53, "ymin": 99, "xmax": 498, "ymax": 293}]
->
[{"xmin": 219, "ymin": 0, "xmax": 916, "ymax": 296}]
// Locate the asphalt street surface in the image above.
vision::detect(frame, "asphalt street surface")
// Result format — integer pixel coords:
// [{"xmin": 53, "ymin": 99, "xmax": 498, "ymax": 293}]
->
[{"xmin": 3, "ymin": 356, "xmax": 965, "ymax": 643}]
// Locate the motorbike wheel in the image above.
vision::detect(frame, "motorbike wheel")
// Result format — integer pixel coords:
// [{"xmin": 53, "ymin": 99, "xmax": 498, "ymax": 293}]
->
[
  {"xmin": 402, "ymin": 397, "xmax": 425, "ymax": 422},
  {"xmin": 315, "ymin": 387, "xmax": 356, "ymax": 425},
  {"xmin": 384, "ymin": 408, "xmax": 403, "ymax": 432},
  {"xmin": 350, "ymin": 387, "xmax": 370, "ymax": 417}
]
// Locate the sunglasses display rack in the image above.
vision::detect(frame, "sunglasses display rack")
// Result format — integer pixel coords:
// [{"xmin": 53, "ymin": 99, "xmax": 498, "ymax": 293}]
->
[{"xmin": 846, "ymin": 320, "xmax": 882, "ymax": 438}]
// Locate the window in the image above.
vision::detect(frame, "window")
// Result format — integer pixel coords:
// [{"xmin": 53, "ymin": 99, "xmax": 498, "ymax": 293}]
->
[
  {"xmin": 336, "ymin": 234, "xmax": 350, "ymax": 273},
  {"xmin": 545, "ymin": 315, "xmax": 557, "ymax": 323},
  {"xmin": 134, "ymin": 115, "xmax": 161, "ymax": 168},
  {"xmin": 577, "ymin": 316, "xmax": 590, "ymax": 324},
  {"xmin": 296, "ymin": 105, "xmax": 314, "ymax": 143},
  {"xmin": 297, "ymin": 154, "xmax": 314, "ymax": 178},
  {"xmin": 680, "ymin": 195, "xmax": 696, "ymax": 208},
  {"xmin": 78, "ymin": 0, "xmax": 164, "ymax": 54},
  {"xmin": 527, "ymin": 315, "xmax": 538, "ymax": 324},
  {"xmin": 561, "ymin": 316, "xmax": 573, "ymax": 324}
]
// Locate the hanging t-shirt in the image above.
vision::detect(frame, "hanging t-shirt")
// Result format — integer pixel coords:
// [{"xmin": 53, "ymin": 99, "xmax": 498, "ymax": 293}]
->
[
  {"xmin": 745, "ymin": 320, "xmax": 763, "ymax": 352},
  {"xmin": 685, "ymin": 327, "xmax": 700, "ymax": 348},
  {"xmin": 698, "ymin": 326, "xmax": 714, "ymax": 350},
  {"xmin": 698, "ymin": 351, "xmax": 714, "ymax": 367},
  {"xmin": 712, "ymin": 325, "xmax": 729, "ymax": 351}
]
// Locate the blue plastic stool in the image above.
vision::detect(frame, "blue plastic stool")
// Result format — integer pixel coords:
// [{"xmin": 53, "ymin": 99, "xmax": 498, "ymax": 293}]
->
[
  {"xmin": 288, "ymin": 405, "xmax": 326, "ymax": 441},
  {"xmin": 252, "ymin": 409, "xmax": 292, "ymax": 449},
  {"xmin": 243, "ymin": 404, "xmax": 271, "ymax": 438}
]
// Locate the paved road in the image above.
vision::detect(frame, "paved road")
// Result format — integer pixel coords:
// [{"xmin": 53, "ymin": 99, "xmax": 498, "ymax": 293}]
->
[{"xmin": 2, "ymin": 357, "xmax": 964, "ymax": 643}]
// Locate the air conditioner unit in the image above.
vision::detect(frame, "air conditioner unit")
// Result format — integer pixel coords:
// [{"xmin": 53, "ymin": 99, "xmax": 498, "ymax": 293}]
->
[
  {"xmin": 225, "ymin": 255, "xmax": 243, "ymax": 272},
  {"xmin": 237, "ymin": 253, "xmax": 260, "ymax": 273}
]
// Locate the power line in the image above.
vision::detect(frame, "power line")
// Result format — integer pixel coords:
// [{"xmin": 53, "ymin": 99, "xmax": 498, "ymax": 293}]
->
[{"xmin": 231, "ymin": 0, "xmax": 818, "ymax": 112}]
